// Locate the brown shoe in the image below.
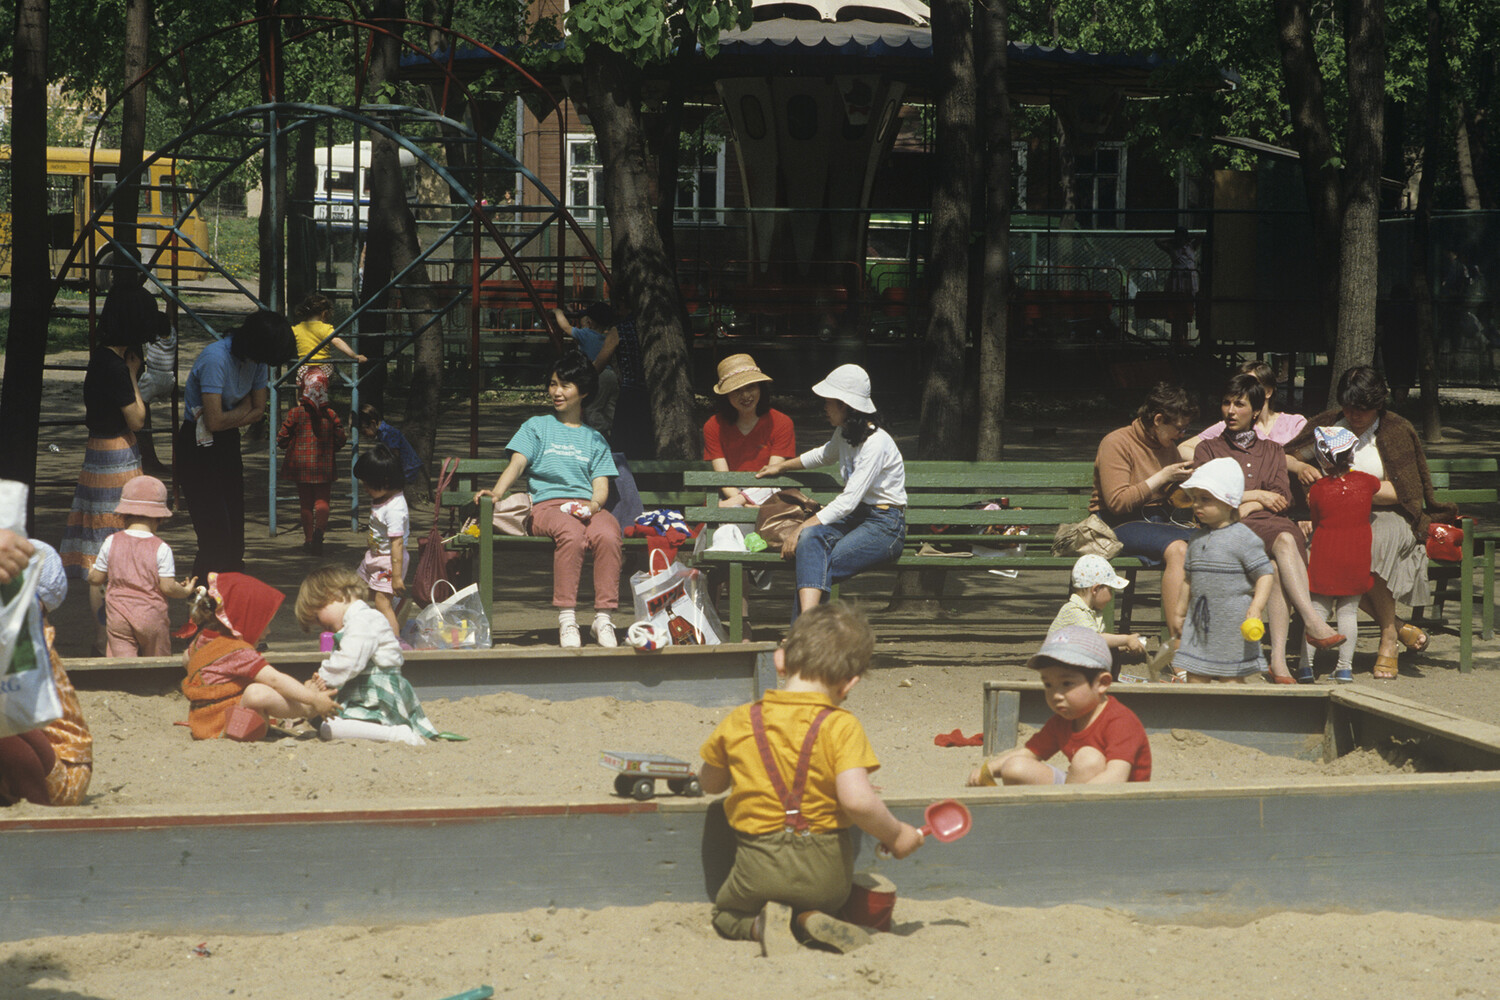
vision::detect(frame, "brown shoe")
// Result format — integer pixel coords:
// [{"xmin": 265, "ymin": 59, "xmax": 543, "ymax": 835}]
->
[
  {"xmin": 795, "ymin": 910, "xmax": 873, "ymax": 954},
  {"xmin": 754, "ymin": 901, "xmax": 795, "ymax": 957}
]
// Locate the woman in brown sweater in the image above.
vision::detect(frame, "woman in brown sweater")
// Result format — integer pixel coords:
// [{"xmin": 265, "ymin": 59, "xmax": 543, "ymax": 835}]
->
[
  {"xmin": 1285, "ymin": 367, "xmax": 1455, "ymax": 679},
  {"xmin": 1091, "ymin": 383, "xmax": 1198, "ymax": 639}
]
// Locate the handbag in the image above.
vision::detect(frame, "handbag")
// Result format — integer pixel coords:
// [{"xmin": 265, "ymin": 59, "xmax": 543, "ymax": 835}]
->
[
  {"xmin": 754, "ymin": 489, "xmax": 823, "ymax": 551},
  {"xmin": 0, "ymin": 481, "xmax": 63, "ymax": 737},
  {"xmin": 1426, "ymin": 521, "xmax": 1465, "ymax": 563},
  {"xmin": 413, "ymin": 458, "xmax": 465, "ymax": 607},
  {"xmin": 1051, "ymin": 513, "xmax": 1123, "ymax": 559},
  {"xmin": 491, "ymin": 491, "xmax": 533, "ymax": 536},
  {"xmin": 629, "ymin": 549, "xmax": 724, "ymax": 647},
  {"xmin": 411, "ymin": 580, "xmax": 493, "ymax": 649}
]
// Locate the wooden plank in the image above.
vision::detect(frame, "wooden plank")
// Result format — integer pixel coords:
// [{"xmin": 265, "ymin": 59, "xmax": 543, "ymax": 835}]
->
[
  {"xmin": 66, "ymin": 644, "xmax": 779, "ymax": 708},
  {"xmin": 7, "ymin": 778, "xmax": 1500, "ymax": 939}
]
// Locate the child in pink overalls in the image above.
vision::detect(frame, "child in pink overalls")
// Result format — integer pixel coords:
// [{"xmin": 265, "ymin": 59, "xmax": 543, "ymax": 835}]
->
[{"xmin": 87, "ymin": 476, "xmax": 198, "ymax": 656}]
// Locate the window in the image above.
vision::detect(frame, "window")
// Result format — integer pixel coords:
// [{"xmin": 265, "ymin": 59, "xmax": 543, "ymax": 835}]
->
[
  {"xmin": 1073, "ymin": 142, "xmax": 1126, "ymax": 229},
  {"xmin": 567, "ymin": 135, "xmax": 603, "ymax": 222},
  {"xmin": 675, "ymin": 142, "xmax": 726, "ymax": 224}
]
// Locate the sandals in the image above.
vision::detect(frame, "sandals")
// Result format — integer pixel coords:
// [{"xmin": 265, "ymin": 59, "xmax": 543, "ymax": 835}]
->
[
  {"xmin": 1307, "ymin": 632, "xmax": 1347, "ymax": 650},
  {"xmin": 1372, "ymin": 653, "xmax": 1399, "ymax": 680},
  {"xmin": 1267, "ymin": 672, "xmax": 1297, "ymax": 685},
  {"xmin": 1397, "ymin": 622, "xmax": 1429, "ymax": 652}
]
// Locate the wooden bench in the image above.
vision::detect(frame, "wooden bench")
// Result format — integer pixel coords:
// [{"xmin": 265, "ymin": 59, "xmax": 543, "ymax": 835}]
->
[
  {"xmin": 442, "ymin": 458, "xmax": 702, "ymax": 618},
  {"xmin": 683, "ymin": 461, "xmax": 1103, "ymax": 641},
  {"xmin": 684, "ymin": 458, "xmax": 1498, "ymax": 671}
]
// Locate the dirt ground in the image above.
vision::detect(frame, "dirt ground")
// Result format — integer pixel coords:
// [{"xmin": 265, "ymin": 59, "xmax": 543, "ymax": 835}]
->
[{"xmin": 5, "ymin": 349, "xmax": 1500, "ymax": 998}]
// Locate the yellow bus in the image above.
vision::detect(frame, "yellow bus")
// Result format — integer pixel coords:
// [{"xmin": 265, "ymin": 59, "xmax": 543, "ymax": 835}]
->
[{"xmin": 0, "ymin": 145, "xmax": 213, "ymax": 285}]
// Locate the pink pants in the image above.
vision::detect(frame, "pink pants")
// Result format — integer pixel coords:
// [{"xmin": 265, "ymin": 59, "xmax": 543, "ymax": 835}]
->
[
  {"xmin": 297, "ymin": 482, "xmax": 332, "ymax": 541},
  {"xmin": 530, "ymin": 499, "xmax": 622, "ymax": 610}
]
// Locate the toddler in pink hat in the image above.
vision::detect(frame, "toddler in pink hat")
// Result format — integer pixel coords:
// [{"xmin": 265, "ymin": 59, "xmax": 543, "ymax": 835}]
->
[{"xmin": 87, "ymin": 476, "xmax": 198, "ymax": 656}]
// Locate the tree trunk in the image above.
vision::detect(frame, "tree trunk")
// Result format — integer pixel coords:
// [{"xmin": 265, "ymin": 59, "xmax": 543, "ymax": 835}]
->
[
  {"xmin": 369, "ymin": 0, "xmax": 439, "ymax": 498},
  {"xmin": 0, "ymin": 0, "xmax": 51, "ymax": 502},
  {"xmin": 114, "ymin": 0, "xmax": 150, "ymax": 268},
  {"xmin": 582, "ymin": 45, "xmax": 697, "ymax": 459},
  {"xmin": 975, "ymin": 0, "xmax": 1011, "ymax": 462},
  {"xmin": 1330, "ymin": 0, "xmax": 1385, "ymax": 378},
  {"xmin": 1455, "ymin": 102, "xmax": 1483, "ymax": 210},
  {"xmin": 1413, "ymin": 0, "xmax": 1443, "ymax": 441},
  {"xmin": 256, "ymin": 1, "xmax": 285, "ymax": 311},
  {"xmin": 286, "ymin": 126, "xmax": 318, "ymax": 306},
  {"xmin": 917, "ymin": 0, "xmax": 975, "ymax": 461},
  {"xmin": 1272, "ymin": 0, "xmax": 1344, "ymax": 354}
]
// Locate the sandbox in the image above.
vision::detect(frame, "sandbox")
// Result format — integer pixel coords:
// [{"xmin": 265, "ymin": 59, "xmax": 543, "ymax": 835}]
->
[{"xmin": 4, "ymin": 657, "xmax": 1500, "ymax": 941}]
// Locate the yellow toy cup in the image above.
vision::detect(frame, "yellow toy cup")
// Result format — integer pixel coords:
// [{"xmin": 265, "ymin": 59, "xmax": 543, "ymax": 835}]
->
[{"xmin": 1241, "ymin": 617, "xmax": 1265, "ymax": 642}]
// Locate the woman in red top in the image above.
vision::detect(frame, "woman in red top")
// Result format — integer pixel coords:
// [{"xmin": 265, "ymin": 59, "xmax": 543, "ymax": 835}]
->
[
  {"xmin": 702, "ymin": 354, "xmax": 796, "ymax": 506},
  {"xmin": 702, "ymin": 354, "xmax": 796, "ymax": 638}
]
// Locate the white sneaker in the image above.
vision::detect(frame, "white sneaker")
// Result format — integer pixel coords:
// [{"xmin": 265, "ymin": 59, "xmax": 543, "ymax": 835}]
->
[
  {"xmin": 559, "ymin": 620, "xmax": 582, "ymax": 649},
  {"xmin": 592, "ymin": 618, "xmax": 618, "ymax": 648}
]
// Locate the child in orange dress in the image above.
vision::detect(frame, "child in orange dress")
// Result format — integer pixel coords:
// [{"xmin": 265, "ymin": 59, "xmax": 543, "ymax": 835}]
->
[{"xmin": 277, "ymin": 368, "xmax": 347, "ymax": 555}]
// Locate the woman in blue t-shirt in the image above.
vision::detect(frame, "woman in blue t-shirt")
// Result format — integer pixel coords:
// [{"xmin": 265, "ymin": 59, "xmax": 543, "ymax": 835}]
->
[
  {"xmin": 475, "ymin": 351, "xmax": 621, "ymax": 649},
  {"xmin": 176, "ymin": 311, "xmax": 296, "ymax": 579}
]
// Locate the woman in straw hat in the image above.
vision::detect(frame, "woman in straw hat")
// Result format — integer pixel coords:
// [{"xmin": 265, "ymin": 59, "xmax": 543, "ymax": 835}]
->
[
  {"xmin": 756, "ymin": 364, "xmax": 905, "ymax": 621},
  {"xmin": 703, "ymin": 354, "xmax": 797, "ymax": 506}
]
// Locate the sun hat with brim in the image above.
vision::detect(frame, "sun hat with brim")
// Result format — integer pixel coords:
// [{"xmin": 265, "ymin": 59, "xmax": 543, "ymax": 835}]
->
[
  {"xmin": 1026, "ymin": 625, "xmax": 1112, "ymax": 673},
  {"xmin": 1071, "ymin": 554, "xmax": 1129, "ymax": 591},
  {"xmin": 115, "ymin": 475, "xmax": 172, "ymax": 519},
  {"xmin": 1180, "ymin": 456, "xmax": 1245, "ymax": 509},
  {"xmin": 811, "ymin": 363, "xmax": 876, "ymax": 413},
  {"xmin": 713, "ymin": 353, "xmax": 773, "ymax": 395}
]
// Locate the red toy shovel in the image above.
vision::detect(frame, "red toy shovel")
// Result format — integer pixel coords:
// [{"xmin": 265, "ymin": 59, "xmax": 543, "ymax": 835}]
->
[
  {"xmin": 880, "ymin": 799, "xmax": 973, "ymax": 857},
  {"xmin": 920, "ymin": 798, "xmax": 973, "ymax": 843}
]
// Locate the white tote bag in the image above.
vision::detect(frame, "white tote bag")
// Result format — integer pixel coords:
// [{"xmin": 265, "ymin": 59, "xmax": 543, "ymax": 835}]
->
[{"xmin": 0, "ymin": 480, "xmax": 63, "ymax": 737}]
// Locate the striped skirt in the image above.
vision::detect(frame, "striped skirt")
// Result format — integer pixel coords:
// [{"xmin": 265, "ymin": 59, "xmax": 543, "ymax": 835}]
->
[
  {"xmin": 60, "ymin": 432, "xmax": 141, "ymax": 579},
  {"xmin": 337, "ymin": 667, "xmax": 438, "ymax": 739}
]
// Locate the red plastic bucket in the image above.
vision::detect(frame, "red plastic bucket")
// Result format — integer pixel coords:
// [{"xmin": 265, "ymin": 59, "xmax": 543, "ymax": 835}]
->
[
  {"xmin": 839, "ymin": 872, "xmax": 896, "ymax": 932},
  {"xmin": 224, "ymin": 705, "xmax": 268, "ymax": 742}
]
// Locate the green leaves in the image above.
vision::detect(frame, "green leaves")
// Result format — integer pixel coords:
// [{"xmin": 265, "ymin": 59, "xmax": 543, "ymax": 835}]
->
[{"xmin": 560, "ymin": 0, "xmax": 749, "ymax": 67}]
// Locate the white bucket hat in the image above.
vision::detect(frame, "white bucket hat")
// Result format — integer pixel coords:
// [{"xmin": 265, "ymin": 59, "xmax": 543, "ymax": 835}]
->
[
  {"xmin": 1180, "ymin": 456, "xmax": 1245, "ymax": 509},
  {"xmin": 811, "ymin": 364, "xmax": 876, "ymax": 413},
  {"xmin": 1071, "ymin": 554, "xmax": 1129, "ymax": 591}
]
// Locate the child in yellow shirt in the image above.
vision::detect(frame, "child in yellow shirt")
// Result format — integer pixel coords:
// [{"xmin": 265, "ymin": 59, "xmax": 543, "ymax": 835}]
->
[{"xmin": 699, "ymin": 603, "xmax": 924, "ymax": 955}]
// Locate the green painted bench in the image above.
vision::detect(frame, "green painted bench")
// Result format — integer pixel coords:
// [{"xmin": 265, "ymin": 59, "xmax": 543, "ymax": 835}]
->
[
  {"xmin": 441, "ymin": 458, "xmax": 701, "ymax": 617},
  {"xmin": 1423, "ymin": 457, "xmax": 1499, "ymax": 672},
  {"xmin": 683, "ymin": 461, "xmax": 1104, "ymax": 641}
]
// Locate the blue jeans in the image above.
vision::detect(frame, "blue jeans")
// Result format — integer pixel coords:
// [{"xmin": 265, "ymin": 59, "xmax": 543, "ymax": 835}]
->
[
  {"xmin": 1113, "ymin": 515, "xmax": 1196, "ymax": 567},
  {"xmin": 793, "ymin": 504, "xmax": 906, "ymax": 618}
]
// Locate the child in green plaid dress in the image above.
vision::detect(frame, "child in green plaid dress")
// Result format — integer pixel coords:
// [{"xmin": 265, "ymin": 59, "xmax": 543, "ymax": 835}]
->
[{"xmin": 294, "ymin": 566, "xmax": 437, "ymax": 745}]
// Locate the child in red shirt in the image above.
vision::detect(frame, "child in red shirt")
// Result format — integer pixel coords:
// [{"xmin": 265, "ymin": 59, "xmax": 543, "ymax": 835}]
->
[
  {"xmin": 967, "ymin": 626, "xmax": 1151, "ymax": 785},
  {"xmin": 1300, "ymin": 426, "xmax": 1379, "ymax": 684},
  {"xmin": 278, "ymin": 368, "xmax": 347, "ymax": 555}
]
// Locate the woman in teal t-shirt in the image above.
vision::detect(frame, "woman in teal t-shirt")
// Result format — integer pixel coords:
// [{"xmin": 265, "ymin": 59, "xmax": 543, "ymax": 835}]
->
[{"xmin": 476, "ymin": 351, "xmax": 621, "ymax": 648}]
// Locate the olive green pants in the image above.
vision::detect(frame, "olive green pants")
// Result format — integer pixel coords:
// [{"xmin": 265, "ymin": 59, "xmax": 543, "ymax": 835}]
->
[{"xmin": 711, "ymin": 828, "xmax": 855, "ymax": 941}]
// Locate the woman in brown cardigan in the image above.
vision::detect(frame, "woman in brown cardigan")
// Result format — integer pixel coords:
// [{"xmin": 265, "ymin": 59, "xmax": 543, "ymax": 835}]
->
[
  {"xmin": 1091, "ymin": 383, "xmax": 1198, "ymax": 640},
  {"xmin": 1285, "ymin": 367, "xmax": 1455, "ymax": 679}
]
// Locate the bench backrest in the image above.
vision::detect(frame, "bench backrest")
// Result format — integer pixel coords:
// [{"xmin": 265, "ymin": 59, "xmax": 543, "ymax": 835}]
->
[{"xmin": 440, "ymin": 458, "xmax": 704, "ymax": 516}]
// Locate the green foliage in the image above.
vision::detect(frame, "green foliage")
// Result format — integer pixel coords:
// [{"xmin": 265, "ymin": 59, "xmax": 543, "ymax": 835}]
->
[{"xmin": 560, "ymin": 0, "xmax": 752, "ymax": 66}]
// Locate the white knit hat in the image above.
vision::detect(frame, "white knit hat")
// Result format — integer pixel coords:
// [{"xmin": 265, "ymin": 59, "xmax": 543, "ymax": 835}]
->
[
  {"xmin": 811, "ymin": 364, "xmax": 876, "ymax": 413},
  {"xmin": 1180, "ymin": 456, "xmax": 1245, "ymax": 508}
]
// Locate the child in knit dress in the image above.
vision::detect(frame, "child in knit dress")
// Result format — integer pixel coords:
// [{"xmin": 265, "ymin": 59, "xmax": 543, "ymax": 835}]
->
[
  {"xmin": 277, "ymin": 368, "xmax": 347, "ymax": 555},
  {"xmin": 293, "ymin": 565, "xmax": 437, "ymax": 745},
  {"xmin": 1173, "ymin": 457, "xmax": 1276, "ymax": 683},
  {"xmin": 1300, "ymin": 426, "xmax": 1380, "ymax": 684},
  {"xmin": 86, "ymin": 476, "xmax": 197, "ymax": 656}
]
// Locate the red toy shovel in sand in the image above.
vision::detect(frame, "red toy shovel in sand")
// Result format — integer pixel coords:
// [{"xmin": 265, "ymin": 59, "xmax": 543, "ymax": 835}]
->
[{"xmin": 879, "ymin": 799, "xmax": 973, "ymax": 856}]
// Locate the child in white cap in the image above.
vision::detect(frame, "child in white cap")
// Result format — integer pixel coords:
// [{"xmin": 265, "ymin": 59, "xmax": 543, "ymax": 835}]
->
[
  {"xmin": 87, "ymin": 476, "xmax": 198, "ymax": 656},
  {"xmin": 1047, "ymin": 554, "xmax": 1147, "ymax": 678},
  {"xmin": 1172, "ymin": 457, "xmax": 1275, "ymax": 682},
  {"xmin": 1301, "ymin": 426, "xmax": 1379, "ymax": 683}
]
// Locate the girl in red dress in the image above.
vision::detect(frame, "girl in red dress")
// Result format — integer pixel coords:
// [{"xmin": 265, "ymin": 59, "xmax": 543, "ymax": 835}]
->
[{"xmin": 1301, "ymin": 426, "xmax": 1380, "ymax": 683}]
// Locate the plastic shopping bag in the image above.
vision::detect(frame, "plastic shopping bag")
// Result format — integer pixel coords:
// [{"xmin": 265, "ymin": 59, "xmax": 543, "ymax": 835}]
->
[
  {"xmin": 629, "ymin": 550, "xmax": 724, "ymax": 647},
  {"xmin": 410, "ymin": 580, "xmax": 493, "ymax": 650},
  {"xmin": 0, "ymin": 480, "xmax": 63, "ymax": 737}
]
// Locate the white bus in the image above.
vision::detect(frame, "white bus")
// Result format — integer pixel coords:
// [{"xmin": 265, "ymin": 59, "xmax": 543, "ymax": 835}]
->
[{"xmin": 311, "ymin": 141, "xmax": 418, "ymax": 228}]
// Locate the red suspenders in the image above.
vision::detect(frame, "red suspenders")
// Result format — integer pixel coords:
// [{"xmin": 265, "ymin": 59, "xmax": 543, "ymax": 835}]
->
[{"xmin": 750, "ymin": 703, "xmax": 834, "ymax": 835}]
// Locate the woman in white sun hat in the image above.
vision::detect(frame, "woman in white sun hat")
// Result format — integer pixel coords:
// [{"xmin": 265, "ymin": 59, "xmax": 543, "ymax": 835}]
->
[{"xmin": 756, "ymin": 364, "xmax": 905, "ymax": 621}]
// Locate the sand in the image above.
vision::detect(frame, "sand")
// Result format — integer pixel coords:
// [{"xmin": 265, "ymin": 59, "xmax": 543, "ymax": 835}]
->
[{"xmin": 6, "ymin": 354, "xmax": 1500, "ymax": 996}]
